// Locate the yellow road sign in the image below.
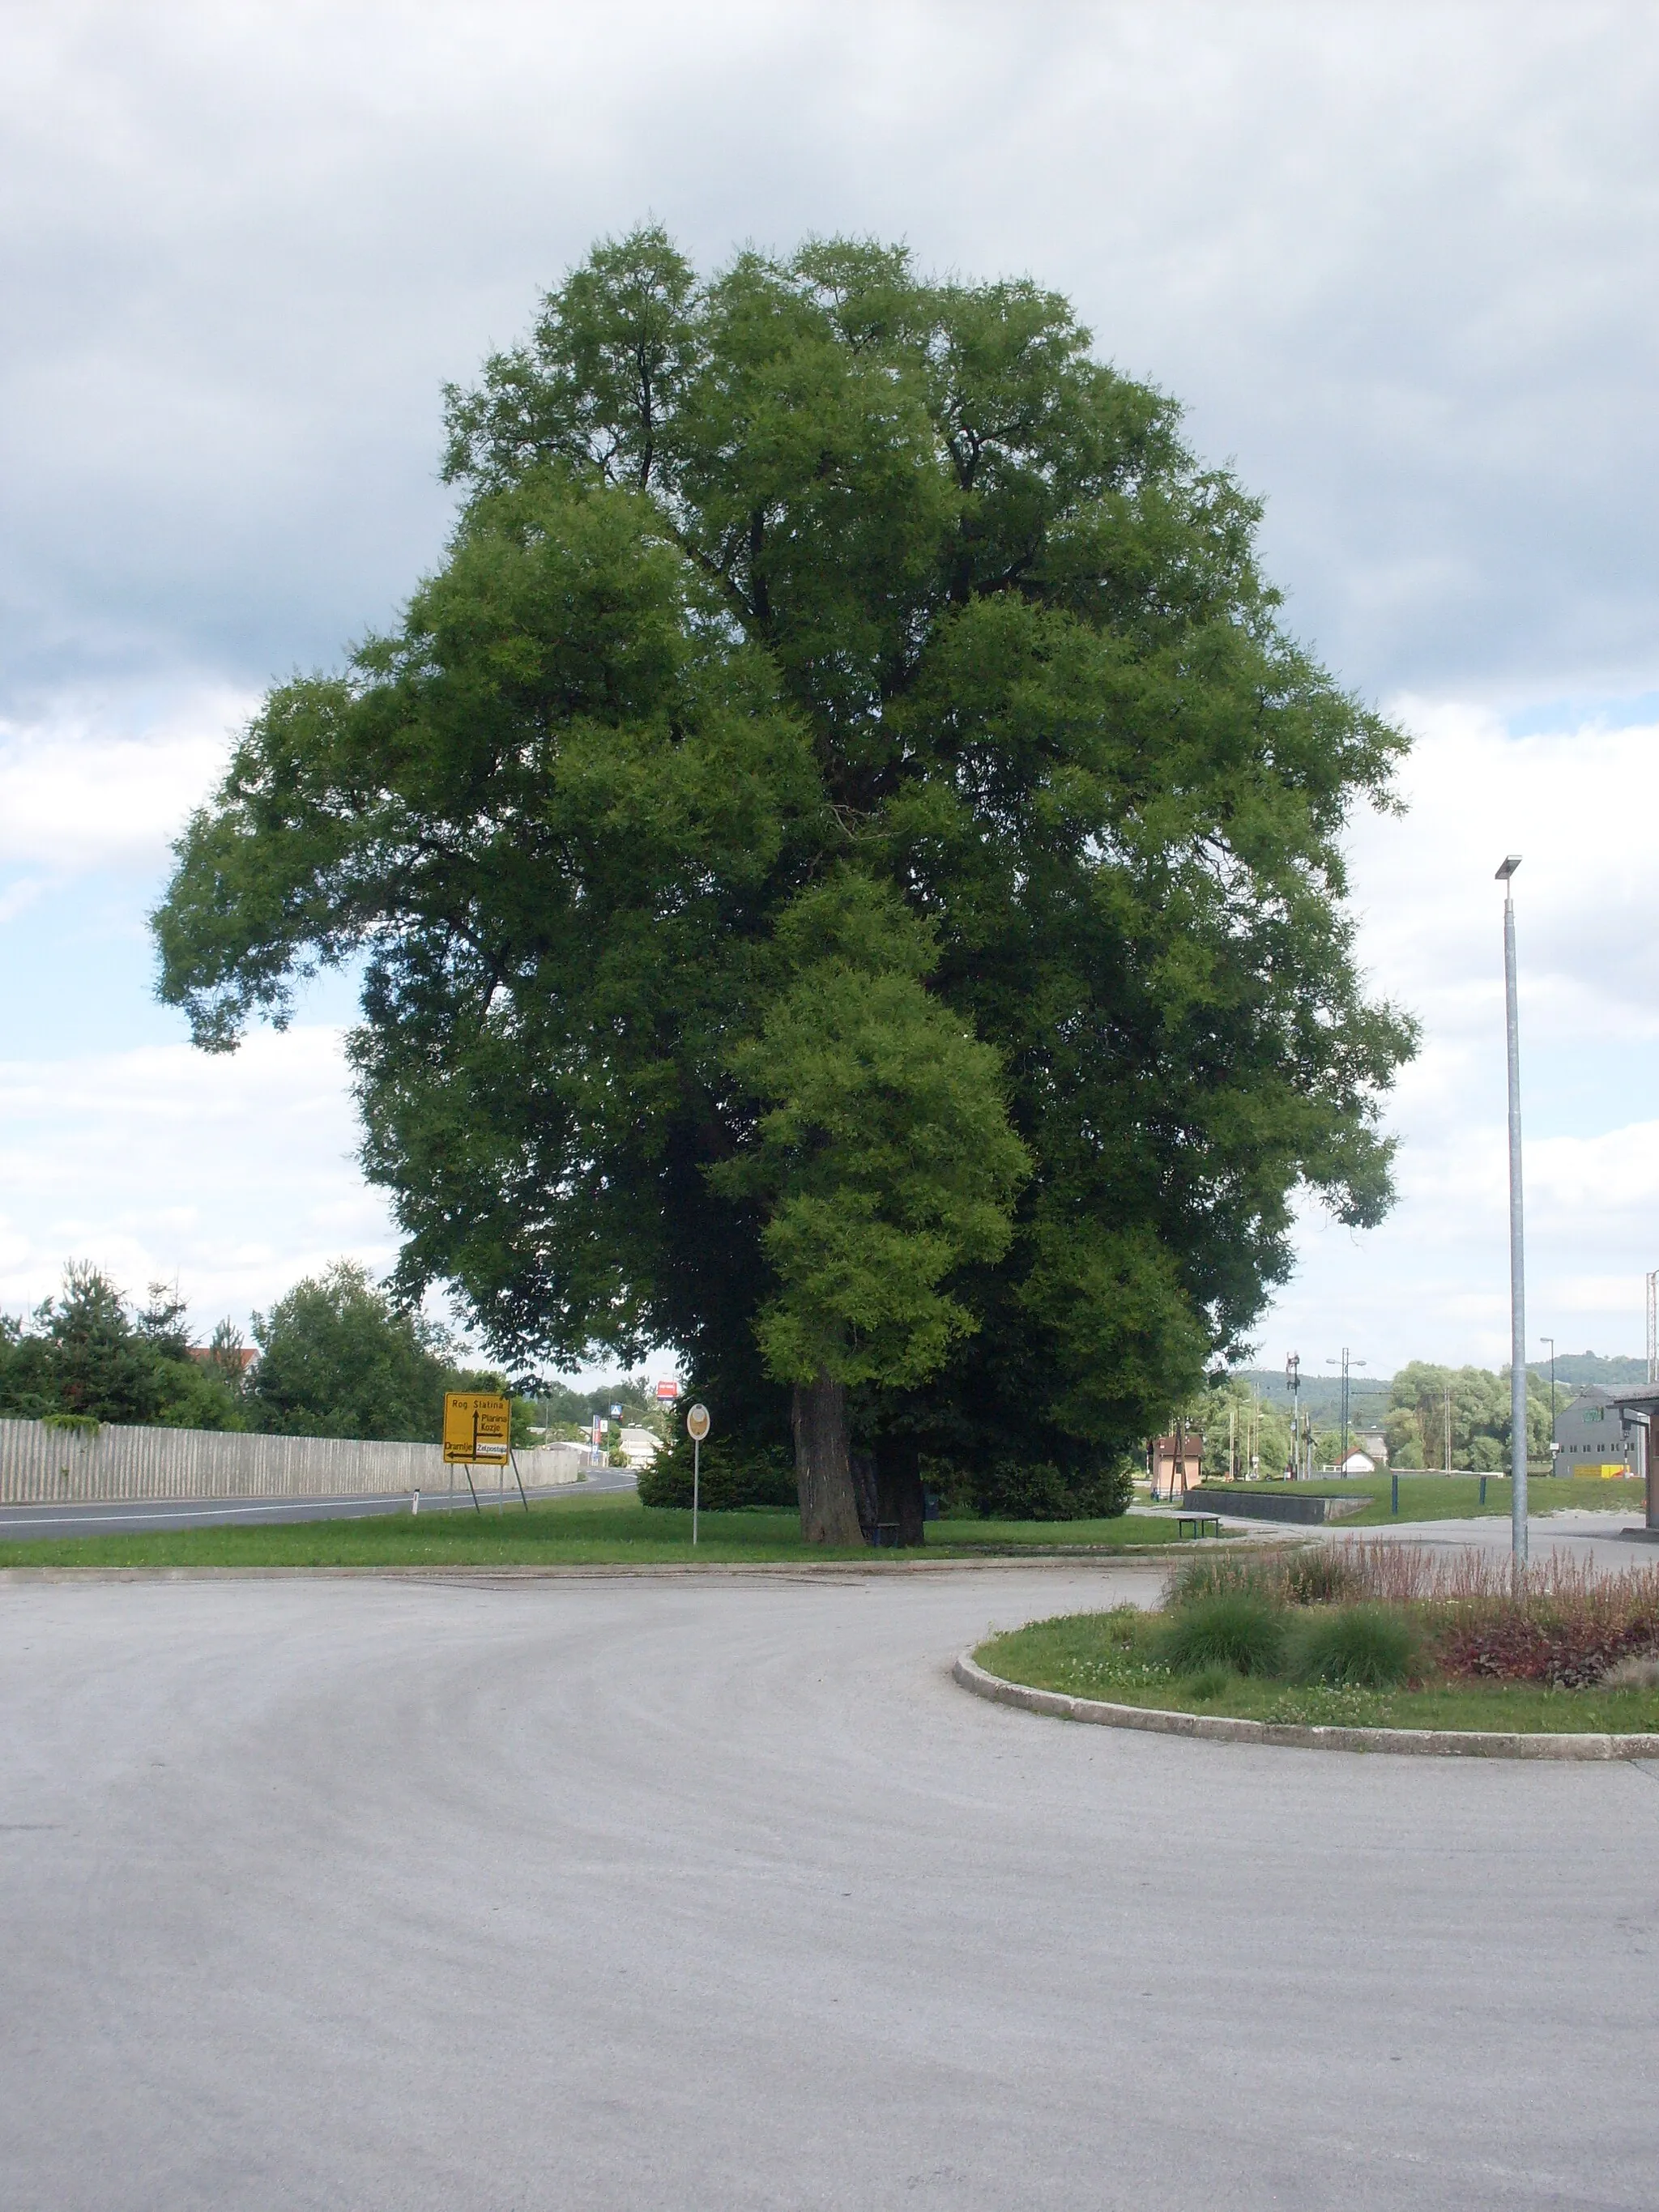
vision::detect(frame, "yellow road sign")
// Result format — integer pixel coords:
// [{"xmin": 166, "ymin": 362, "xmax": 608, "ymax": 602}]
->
[{"xmin": 443, "ymin": 1392, "xmax": 511, "ymax": 1464}]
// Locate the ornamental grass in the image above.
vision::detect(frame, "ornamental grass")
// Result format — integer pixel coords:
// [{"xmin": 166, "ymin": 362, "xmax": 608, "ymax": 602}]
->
[{"xmin": 1162, "ymin": 1542, "xmax": 1659, "ymax": 1690}]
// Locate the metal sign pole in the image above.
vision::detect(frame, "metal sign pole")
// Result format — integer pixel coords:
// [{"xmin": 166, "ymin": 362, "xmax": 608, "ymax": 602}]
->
[
  {"xmin": 1497, "ymin": 855, "xmax": 1528, "ymax": 1571},
  {"xmin": 510, "ymin": 1449, "xmax": 530, "ymax": 1514},
  {"xmin": 684, "ymin": 1403, "xmax": 710, "ymax": 1548}
]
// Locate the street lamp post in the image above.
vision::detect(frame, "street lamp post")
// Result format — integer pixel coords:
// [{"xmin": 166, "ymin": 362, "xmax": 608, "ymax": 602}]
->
[{"xmin": 1496, "ymin": 854, "xmax": 1528, "ymax": 1569}]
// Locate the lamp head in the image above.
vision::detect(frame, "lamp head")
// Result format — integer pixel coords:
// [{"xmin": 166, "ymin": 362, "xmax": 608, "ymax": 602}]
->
[{"xmin": 1495, "ymin": 853, "xmax": 1522, "ymax": 881}]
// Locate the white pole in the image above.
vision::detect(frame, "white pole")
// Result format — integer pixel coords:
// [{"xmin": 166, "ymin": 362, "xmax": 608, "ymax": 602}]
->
[
  {"xmin": 1498, "ymin": 855, "xmax": 1528, "ymax": 1570},
  {"xmin": 693, "ymin": 1435, "xmax": 699, "ymax": 1547}
]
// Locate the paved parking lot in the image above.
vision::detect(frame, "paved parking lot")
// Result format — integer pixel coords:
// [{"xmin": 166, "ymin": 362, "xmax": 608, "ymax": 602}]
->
[{"xmin": 2, "ymin": 1563, "xmax": 1656, "ymax": 2210}]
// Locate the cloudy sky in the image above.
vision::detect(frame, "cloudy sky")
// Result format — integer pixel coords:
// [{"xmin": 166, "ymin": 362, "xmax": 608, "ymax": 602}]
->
[{"xmin": 2, "ymin": 0, "xmax": 1656, "ymax": 1379}]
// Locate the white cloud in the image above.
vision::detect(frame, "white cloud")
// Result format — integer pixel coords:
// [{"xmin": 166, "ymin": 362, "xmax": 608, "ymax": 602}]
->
[
  {"xmin": 0, "ymin": 688, "xmax": 248, "ymax": 872},
  {"xmin": 1255, "ymin": 703, "xmax": 1659, "ymax": 1370},
  {"xmin": 0, "ymin": 1026, "xmax": 397, "ymax": 1328},
  {"xmin": 0, "ymin": 4, "xmax": 1656, "ymax": 698}
]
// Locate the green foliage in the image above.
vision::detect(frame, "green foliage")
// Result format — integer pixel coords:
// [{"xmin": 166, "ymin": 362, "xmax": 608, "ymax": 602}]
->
[
  {"xmin": 1386, "ymin": 1362, "xmax": 1553, "ymax": 1471},
  {"xmin": 0, "ymin": 1265, "xmax": 249, "ymax": 1431},
  {"xmin": 1185, "ymin": 1664, "xmax": 1235, "ymax": 1701},
  {"xmin": 1282, "ymin": 1547, "xmax": 1367, "ymax": 1604},
  {"xmin": 1185, "ymin": 1373, "xmax": 1294, "ymax": 1476},
  {"xmin": 1152, "ymin": 1592, "xmax": 1286, "ymax": 1677},
  {"xmin": 248, "ymin": 1260, "xmax": 505, "ymax": 1443},
  {"xmin": 1529, "ymin": 1350, "xmax": 1647, "ymax": 1388},
  {"xmin": 1289, "ymin": 1604, "xmax": 1423, "ymax": 1689},
  {"xmin": 636, "ymin": 1434, "xmax": 799, "ymax": 1510},
  {"xmin": 1162, "ymin": 1544, "xmax": 1365, "ymax": 1609},
  {"xmin": 153, "ymin": 225, "xmax": 1416, "ymax": 1515},
  {"xmin": 952, "ymin": 1455, "xmax": 1133, "ymax": 1520},
  {"xmin": 710, "ymin": 872, "xmax": 1028, "ymax": 1393}
]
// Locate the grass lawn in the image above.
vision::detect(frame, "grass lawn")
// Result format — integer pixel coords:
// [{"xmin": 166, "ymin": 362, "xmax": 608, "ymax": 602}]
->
[
  {"xmin": 976, "ymin": 1608, "xmax": 1659, "ymax": 1735},
  {"xmin": 0, "ymin": 1489, "xmax": 1204, "ymax": 1572},
  {"xmin": 1192, "ymin": 1473, "xmax": 1645, "ymax": 1526}
]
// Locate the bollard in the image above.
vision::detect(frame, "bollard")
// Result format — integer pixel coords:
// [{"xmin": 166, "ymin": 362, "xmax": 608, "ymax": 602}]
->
[
  {"xmin": 1391, "ymin": 1472, "xmax": 1398, "ymax": 1515},
  {"xmin": 412, "ymin": 1488, "xmax": 420, "ymax": 1515},
  {"xmin": 1478, "ymin": 1476, "xmax": 1487, "ymax": 1506}
]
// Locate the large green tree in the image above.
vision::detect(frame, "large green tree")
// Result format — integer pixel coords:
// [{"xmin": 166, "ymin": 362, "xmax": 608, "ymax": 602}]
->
[
  {"xmin": 247, "ymin": 1260, "xmax": 510, "ymax": 1443},
  {"xmin": 155, "ymin": 226, "xmax": 1414, "ymax": 1541}
]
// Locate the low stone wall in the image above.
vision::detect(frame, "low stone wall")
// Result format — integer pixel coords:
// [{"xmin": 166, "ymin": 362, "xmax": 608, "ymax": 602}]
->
[
  {"xmin": 0, "ymin": 1417, "xmax": 589, "ymax": 1506},
  {"xmin": 1187, "ymin": 1486, "xmax": 1368, "ymax": 1525}
]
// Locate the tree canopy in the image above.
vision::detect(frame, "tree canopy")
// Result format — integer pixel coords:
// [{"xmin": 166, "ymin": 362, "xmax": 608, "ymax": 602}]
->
[
  {"xmin": 0, "ymin": 1266, "xmax": 248, "ymax": 1430},
  {"xmin": 1384, "ymin": 1361, "xmax": 1554, "ymax": 1472},
  {"xmin": 154, "ymin": 225, "xmax": 1416, "ymax": 1540},
  {"xmin": 248, "ymin": 1261, "xmax": 514, "ymax": 1443}
]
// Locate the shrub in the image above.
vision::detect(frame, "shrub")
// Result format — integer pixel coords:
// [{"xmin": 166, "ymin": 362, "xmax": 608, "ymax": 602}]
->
[
  {"xmin": 1435, "ymin": 1614, "xmax": 1659, "ymax": 1690},
  {"xmin": 1153, "ymin": 1593, "xmax": 1286, "ymax": 1677},
  {"xmin": 965, "ymin": 1455, "xmax": 1134, "ymax": 1521},
  {"xmin": 1283, "ymin": 1547, "xmax": 1367, "ymax": 1605},
  {"xmin": 1162, "ymin": 1550, "xmax": 1288, "ymax": 1609},
  {"xmin": 1290, "ymin": 1604, "xmax": 1422, "ymax": 1689},
  {"xmin": 1166, "ymin": 1545, "xmax": 1367, "ymax": 1610},
  {"xmin": 1185, "ymin": 1664, "xmax": 1235, "ymax": 1702},
  {"xmin": 1601, "ymin": 1653, "xmax": 1659, "ymax": 1690},
  {"xmin": 636, "ymin": 1437, "xmax": 798, "ymax": 1510}
]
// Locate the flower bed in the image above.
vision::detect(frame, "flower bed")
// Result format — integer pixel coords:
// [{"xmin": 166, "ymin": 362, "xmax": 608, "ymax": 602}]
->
[{"xmin": 974, "ymin": 1543, "xmax": 1659, "ymax": 1735}]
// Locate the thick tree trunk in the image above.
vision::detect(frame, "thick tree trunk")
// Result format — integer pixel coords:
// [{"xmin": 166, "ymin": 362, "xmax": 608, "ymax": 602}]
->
[
  {"xmin": 792, "ymin": 1373, "xmax": 864, "ymax": 1545},
  {"xmin": 850, "ymin": 1447, "xmax": 879, "ymax": 1545},
  {"xmin": 876, "ymin": 1434, "xmax": 926, "ymax": 1547}
]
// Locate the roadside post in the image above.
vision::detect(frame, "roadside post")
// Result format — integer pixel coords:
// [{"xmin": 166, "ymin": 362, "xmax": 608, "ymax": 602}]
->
[
  {"xmin": 686, "ymin": 1402, "xmax": 710, "ymax": 1546},
  {"xmin": 442, "ymin": 1392, "xmax": 527, "ymax": 1514}
]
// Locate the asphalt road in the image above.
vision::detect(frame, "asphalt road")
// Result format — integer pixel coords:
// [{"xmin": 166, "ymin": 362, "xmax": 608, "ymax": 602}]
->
[
  {"xmin": 0, "ymin": 1468, "xmax": 639, "ymax": 1539},
  {"xmin": 3, "ymin": 1564, "xmax": 1657, "ymax": 2210}
]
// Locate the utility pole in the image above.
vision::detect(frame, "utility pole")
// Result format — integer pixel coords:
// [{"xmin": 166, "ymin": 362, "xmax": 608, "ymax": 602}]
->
[
  {"xmin": 1647, "ymin": 1272, "xmax": 1657, "ymax": 1386},
  {"xmin": 1286, "ymin": 1353, "xmax": 1300, "ymax": 1480},
  {"xmin": 1541, "ymin": 1335, "xmax": 1555, "ymax": 1476},
  {"xmin": 1324, "ymin": 1349, "xmax": 1367, "ymax": 1473},
  {"xmin": 1341, "ymin": 1349, "xmax": 1350, "ymax": 1472},
  {"xmin": 1444, "ymin": 1384, "xmax": 1452, "ymax": 1473},
  {"xmin": 1496, "ymin": 853, "xmax": 1528, "ymax": 1569}
]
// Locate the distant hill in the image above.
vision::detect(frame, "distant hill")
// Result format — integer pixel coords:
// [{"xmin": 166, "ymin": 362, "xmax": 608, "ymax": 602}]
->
[
  {"xmin": 1529, "ymin": 1351, "xmax": 1648, "ymax": 1388},
  {"xmin": 1222, "ymin": 1352, "xmax": 1646, "ymax": 1417}
]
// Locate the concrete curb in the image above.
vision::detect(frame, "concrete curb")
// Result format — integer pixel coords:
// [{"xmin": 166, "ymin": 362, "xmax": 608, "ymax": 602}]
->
[
  {"xmin": 952, "ymin": 1649, "xmax": 1659, "ymax": 1760},
  {"xmin": 0, "ymin": 1548, "xmax": 1246, "ymax": 1587}
]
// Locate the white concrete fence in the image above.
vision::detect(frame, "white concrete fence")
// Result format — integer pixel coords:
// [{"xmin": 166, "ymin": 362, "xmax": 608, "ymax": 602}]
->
[{"xmin": 0, "ymin": 1417, "xmax": 590, "ymax": 1507}]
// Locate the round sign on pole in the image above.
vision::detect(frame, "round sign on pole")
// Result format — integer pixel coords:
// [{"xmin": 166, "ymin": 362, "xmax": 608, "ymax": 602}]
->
[{"xmin": 686, "ymin": 1403, "xmax": 710, "ymax": 1441}]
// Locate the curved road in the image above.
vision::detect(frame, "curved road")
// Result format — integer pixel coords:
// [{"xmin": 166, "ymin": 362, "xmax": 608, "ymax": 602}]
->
[{"xmin": 2, "ymin": 1563, "xmax": 1656, "ymax": 2209}]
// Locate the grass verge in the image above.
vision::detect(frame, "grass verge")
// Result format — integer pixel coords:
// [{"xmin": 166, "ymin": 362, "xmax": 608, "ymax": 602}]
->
[
  {"xmin": 0, "ymin": 1490, "xmax": 1203, "ymax": 1571},
  {"xmin": 1189, "ymin": 1473, "xmax": 1644, "ymax": 1525},
  {"xmin": 976, "ymin": 1605, "xmax": 1659, "ymax": 1734}
]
